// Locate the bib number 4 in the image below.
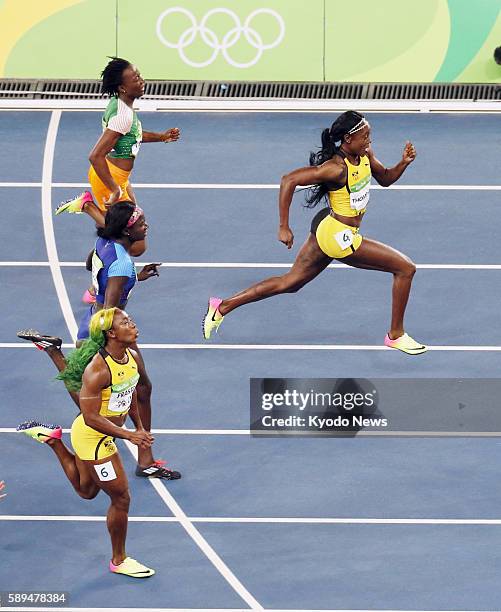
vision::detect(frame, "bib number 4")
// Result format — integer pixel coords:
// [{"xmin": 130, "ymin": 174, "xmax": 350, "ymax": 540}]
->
[{"xmin": 334, "ymin": 229, "xmax": 354, "ymax": 250}]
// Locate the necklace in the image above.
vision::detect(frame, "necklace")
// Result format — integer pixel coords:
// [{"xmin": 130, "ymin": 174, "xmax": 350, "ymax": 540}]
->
[{"xmin": 109, "ymin": 351, "xmax": 128, "ymax": 364}]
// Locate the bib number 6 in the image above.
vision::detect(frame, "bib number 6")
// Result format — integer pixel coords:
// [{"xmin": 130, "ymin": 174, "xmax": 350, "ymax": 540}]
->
[{"xmin": 94, "ymin": 460, "xmax": 117, "ymax": 482}]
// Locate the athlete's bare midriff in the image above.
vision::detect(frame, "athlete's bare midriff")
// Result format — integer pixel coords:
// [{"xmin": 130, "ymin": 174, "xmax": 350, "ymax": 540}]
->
[
  {"xmin": 107, "ymin": 155, "xmax": 134, "ymax": 172},
  {"xmin": 106, "ymin": 413, "xmax": 128, "ymax": 427},
  {"xmin": 331, "ymin": 210, "xmax": 365, "ymax": 228}
]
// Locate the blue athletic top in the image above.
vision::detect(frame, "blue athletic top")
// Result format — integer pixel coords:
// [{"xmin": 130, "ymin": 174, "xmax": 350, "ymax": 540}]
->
[{"xmin": 92, "ymin": 238, "xmax": 137, "ymax": 304}]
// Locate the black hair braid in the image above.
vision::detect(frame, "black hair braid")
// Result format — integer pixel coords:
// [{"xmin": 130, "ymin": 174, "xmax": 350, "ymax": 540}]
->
[
  {"xmin": 97, "ymin": 201, "xmax": 136, "ymax": 240},
  {"xmin": 101, "ymin": 57, "xmax": 131, "ymax": 97},
  {"xmin": 305, "ymin": 110, "xmax": 365, "ymax": 208}
]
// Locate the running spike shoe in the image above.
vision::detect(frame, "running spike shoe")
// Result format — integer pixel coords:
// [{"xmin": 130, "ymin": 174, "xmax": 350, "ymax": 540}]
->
[
  {"xmin": 384, "ymin": 333, "xmax": 427, "ymax": 355},
  {"xmin": 135, "ymin": 460, "xmax": 181, "ymax": 480},
  {"xmin": 17, "ymin": 329, "xmax": 62, "ymax": 351},
  {"xmin": 109, "ymin": 557, "xmax": 155, "ymax": 578},
  {"xmin": 202, "ymin": 297, "xmax": 224, "ymax": 340},
  {"xmin": 55, "ymin": 191, "xmax": 94, "ymax": 215},
  {"xmin": 17, "ymin": 420, "xmax": 62, "ymax": 443}
]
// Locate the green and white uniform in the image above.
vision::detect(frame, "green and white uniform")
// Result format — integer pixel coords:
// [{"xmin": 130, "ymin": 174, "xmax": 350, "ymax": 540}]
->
[{"xmin": 103, "ymin": 97, "xmax": 143, "ymax": 159}]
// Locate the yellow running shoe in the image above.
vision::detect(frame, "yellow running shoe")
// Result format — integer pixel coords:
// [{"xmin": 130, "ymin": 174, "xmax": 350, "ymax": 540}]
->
[
  {"xmin": 384, "ymin": 333, "xmax": 427, "ymax": 355},
  {"xmin": 17, "ymin": 420, "xmax": 62, "ymax": 443},
  {"xmin": 109, "ymin": 557, "xmax": 155, "ymax": 578},
  {"xmin": 202, "ymin": 297, "xmax": 224, "ymax": 340},
  {"xmin": 55, "ymin": 191, "xmax": 94, "ymax": 215}
]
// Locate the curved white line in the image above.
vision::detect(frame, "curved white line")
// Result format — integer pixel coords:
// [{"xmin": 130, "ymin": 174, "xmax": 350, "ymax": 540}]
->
[
  {"xmin": 41, "ymin": 110, "xmax": 78, "ymax": 340},
  {"xmin": 42, "ymin": 111, "xmax": 262, "ymax": 610}
]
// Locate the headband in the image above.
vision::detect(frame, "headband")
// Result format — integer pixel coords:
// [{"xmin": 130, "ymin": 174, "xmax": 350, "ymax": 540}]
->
[
  {"xmin": 127, "ymin": 206, "xmax": 144, "ymax": 227},
  {"xmin": 346, "ymin": 118, "xmax": 368, "ymax": 135}
]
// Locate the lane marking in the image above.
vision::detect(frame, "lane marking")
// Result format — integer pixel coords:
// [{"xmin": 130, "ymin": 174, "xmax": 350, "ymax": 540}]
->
[
  {"xmin": 5, "ymin": 343, "xmax": 501, "ymax": 351},
  {"xmin": 2, "ymin": 261, "xmax": 501, "ymax": 270},
  {"xmin": 1, "ymin": 181, "xmax": 498, "ymax": 190},
  {"xmin": 0, "ymin": 607, "xmax": 484, "ymax": 612},
  {"xmin": 0, "ymin": 608, "xmax": 251, "ymax": 612},
  {"xmin": 41, "ymin": 110, "xmax": 77, "ymax": 339},
  {"xmin": 0, "ymin": 182, "xmax": 42, "ymax": 187},
  {"xmin": 1, "ymin": 96, "xmax": 500, "ymax": 113},
  {"xmin": 1, "ymin": 514, "xmax": 501, "ymax": 525},
  {"xmin": 3, "ymin": 428, "xmax": 501, "ymax": 438}
]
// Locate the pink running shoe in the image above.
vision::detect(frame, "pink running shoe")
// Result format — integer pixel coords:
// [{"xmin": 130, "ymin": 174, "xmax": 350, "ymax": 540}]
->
[
  {"xmin": 384, "ymin": 333, "xmax": 427, "ymax": 355},
  {"xmin": 55, "ymin": 191, "xmax": 94, "ymax": 215},
  {"xmin": 202, "ymin": 297, "xmax": 224, "ymax": 340}
]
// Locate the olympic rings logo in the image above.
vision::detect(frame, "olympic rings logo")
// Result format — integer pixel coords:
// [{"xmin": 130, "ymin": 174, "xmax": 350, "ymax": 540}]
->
[{"xmin": 156, "ymin": 7, "xmax": 286, "ymax": 68}]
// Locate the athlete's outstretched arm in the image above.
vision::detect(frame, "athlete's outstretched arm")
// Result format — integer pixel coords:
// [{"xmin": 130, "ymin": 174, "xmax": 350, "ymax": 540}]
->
[
  {"xmin": 367, "ymin": 142, "xmax": 416, "ymax": 187},
  {"xmin": 278, "ymin": 160, "xmax": 346, "ymax": 249},
  {"xmin": 142, "ymin": 128, "xmax": 180, "ymax": 143},
  {"xmin": 102, "ymin": 268, "xmax": 160, "ymax": 310}
]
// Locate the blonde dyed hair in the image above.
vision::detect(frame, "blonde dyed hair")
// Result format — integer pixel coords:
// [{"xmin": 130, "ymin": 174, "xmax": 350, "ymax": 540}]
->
[{"xmin": 57, "ymin": 308, "xmax": 117, "ymax": 392}]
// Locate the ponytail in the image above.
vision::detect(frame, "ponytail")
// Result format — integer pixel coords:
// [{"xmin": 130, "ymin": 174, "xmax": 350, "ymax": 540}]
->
[{"xmin": 305, "ymin": 111, "xmax": 366, "ymax": 208}]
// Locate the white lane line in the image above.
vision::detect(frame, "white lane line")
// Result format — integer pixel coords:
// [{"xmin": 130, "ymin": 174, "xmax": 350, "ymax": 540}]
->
[
  {"xmin": 2, "ymin": 428, "xmax": 246, "ymax": 435},
  {"xmin": 130, "ymin": 344, "xmax": 501, "ymax": 352},
  {"xmin": 0, "ymin": 608, "xmax": 485, "ymax": 612},
  {"xmin": 0, "ymin": 262, "xmax": 51, "ymax": 266},
  {"xmin": 0, "ymin": 608, "xmax": 251, "ymax": 612},
  {"xmin": 2, "ymin": 181, "xmax": 501, "ymax": 190},
  {"xmin": 41, "ymin": 110, "xmax": 78, "ymax": 339},
  {"xmin": 1, "ymin": 95, "xmax": 500, "ymax": 113},
  {"xmin": 0, "ymin": 608, "xmax": 479, "ymax": 612},
  {"xmin": 4, "ymin": 343, "xmax": 501, "ymax": 351},
  {"xmin": 3, "ymin": 428, "xmax": 501, "ymax": 438},
  {"xmin": 48, "ymin": 182, "xmax": 501, "ymax": 190},
  {"xmin": 0, "ymin": 515, "xmax": 169, "ymax": 521},
  {"xmin": 2, "ymin": 261, "xmax": 501, "ymax": 270},
  {"xmin": 124, "ymin": 440, "xmax": 263, "ymax": 610},
  {"xmin": 1, "ymin": 515, "xmax": 501, "ymax": 525},
  {"xmin": 0, "ymin": 182, "xmax": 42, "ymax": 187}
]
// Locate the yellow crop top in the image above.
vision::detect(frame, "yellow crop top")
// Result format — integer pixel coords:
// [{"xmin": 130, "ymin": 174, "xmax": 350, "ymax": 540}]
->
[
  {"xmin": 328, "ymin": 155, "xmax": 371, "ymax": 217},
  {"xmin": 99, "ymin": 348, "xmax": 139, "ymax": 417}
]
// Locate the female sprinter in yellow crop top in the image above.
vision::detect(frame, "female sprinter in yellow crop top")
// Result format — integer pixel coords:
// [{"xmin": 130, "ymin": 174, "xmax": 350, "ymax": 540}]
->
[
  {"xmin": 203, "ymin": 110, "xmax": 426, "ymax": 355},
  {"xmin": 17, "ymin": 309, "xmax": 157, "ymax": 578}
]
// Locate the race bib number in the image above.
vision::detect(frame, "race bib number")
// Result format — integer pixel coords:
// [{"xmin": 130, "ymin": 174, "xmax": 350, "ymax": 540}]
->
[
  {"xmin": 91, "ymin": 251, "xmax": 104, "ymax": 294},
  {"xmin": 131, "ymin": 139, "xmax": 141, "ymax": 157},
  {"xmin": 350, "ymin": 182, "xmax": 370, "ymax": 211},
  {"xmin": 107, "ymin": 373, "xmax": 139, "ymax": 413},
  {"xmin": 334, "ymin": 229, "xmax": 354, "ymax": 250},
  {"xmin": 108, "ymin": 387, "xmax": 135, "ymax": 413},
  {"xmin": 94, "ymin": 460, "xmax": 117, "ymax": 482}
]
